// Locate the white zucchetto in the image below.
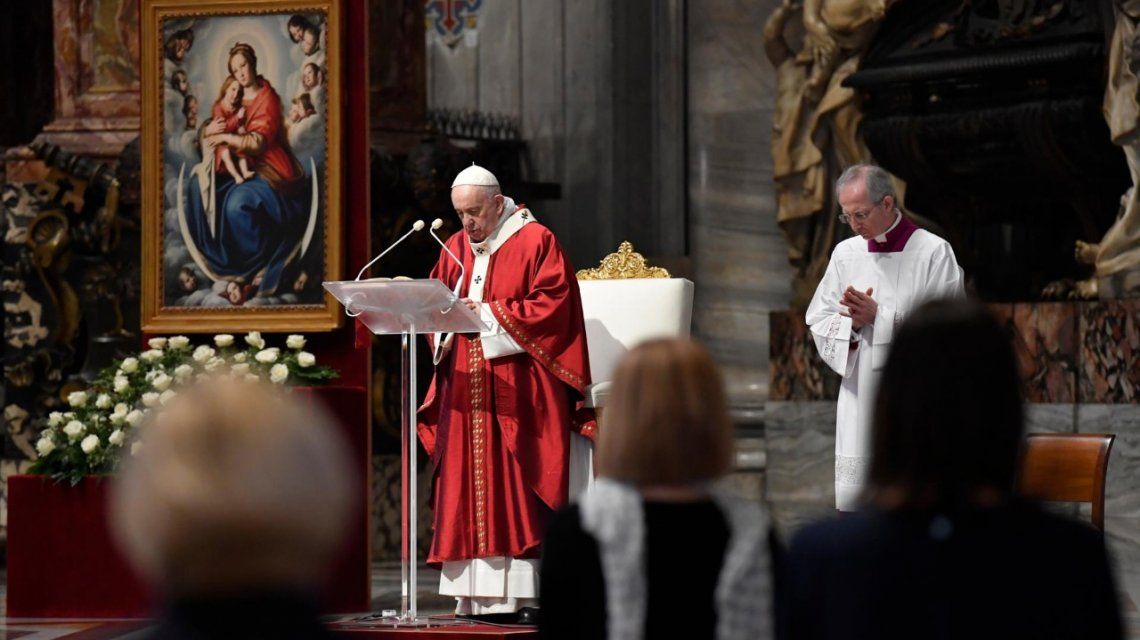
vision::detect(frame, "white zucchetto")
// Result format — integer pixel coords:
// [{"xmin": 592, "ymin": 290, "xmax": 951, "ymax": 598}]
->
[{"xmin": 451, "ymin": 164, "xmax": 500, "ymax": 188}]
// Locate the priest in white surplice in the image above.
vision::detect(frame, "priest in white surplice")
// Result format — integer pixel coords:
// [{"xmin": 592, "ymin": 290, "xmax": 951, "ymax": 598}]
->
[{"xmin": 806, "ymin": 164, "xmax": 965, "ymax": 511}]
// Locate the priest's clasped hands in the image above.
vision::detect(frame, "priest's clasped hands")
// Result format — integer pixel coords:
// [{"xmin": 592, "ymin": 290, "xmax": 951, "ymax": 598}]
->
[{"xmin": 840, "ymin": 286, "xmax": 877, "ymax": 330}]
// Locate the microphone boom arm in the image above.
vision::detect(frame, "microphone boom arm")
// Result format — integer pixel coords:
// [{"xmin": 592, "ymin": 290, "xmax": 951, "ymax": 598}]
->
[
  {"xmin": 429, "ymin": 219, "xmax": 466, "ymax": 298},
  {"xmin": 355, "ymin": 220, "xmax": 425, "ymax": 281}
]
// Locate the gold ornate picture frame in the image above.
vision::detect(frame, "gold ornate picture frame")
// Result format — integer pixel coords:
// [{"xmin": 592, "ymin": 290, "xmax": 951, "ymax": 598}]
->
[{"xmin": 141, "ymin": 0, "xmax": 342, "ymax": 332}]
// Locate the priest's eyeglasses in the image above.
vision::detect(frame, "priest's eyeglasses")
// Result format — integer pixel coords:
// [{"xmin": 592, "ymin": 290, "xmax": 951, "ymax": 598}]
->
[
  {"xmin": 837, "ymin": 211, "xmax": 872, "ymax": 225},
  {"xmin": 837, "ymin": 198, "xmax": 886, "ymax": 225}
]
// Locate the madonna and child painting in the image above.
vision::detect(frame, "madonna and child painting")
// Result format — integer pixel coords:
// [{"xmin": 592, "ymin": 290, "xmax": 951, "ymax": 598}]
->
[{"xmin": 143, "ymin": 2, "xmax": 342, "ymax": 332}]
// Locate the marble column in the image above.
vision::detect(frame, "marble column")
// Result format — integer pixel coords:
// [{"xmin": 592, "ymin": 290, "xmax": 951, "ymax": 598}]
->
[{"xmin": 687, "ymin": 0, "xmax": 793, "ymax": 411}]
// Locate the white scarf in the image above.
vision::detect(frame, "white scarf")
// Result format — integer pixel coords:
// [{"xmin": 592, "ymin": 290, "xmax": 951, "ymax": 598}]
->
[{"xmin": 579, "ymin": 478, "xmax": 773, "ymax": 640}]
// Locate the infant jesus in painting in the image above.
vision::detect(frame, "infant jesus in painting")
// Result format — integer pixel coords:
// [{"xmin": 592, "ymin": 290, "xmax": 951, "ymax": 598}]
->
[{"xmin": 210, "ymin": 76, "xmax": 256, "ymax": 184}]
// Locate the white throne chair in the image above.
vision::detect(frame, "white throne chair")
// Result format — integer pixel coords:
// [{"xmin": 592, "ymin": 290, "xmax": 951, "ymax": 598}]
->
[{"xmin": 570, "ymin": 242, "xmax": 695, "ymax": 499}]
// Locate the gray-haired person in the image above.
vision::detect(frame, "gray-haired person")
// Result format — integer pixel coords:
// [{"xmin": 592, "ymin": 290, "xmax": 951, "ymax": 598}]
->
[{"xmin": 805, "ymin": 163, "xmax": 965, "ymax": 512}]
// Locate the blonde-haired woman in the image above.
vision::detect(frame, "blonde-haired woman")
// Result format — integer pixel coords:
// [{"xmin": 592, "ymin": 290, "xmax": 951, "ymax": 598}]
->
[
  {"xmin": 111, "ymin": 378, "xmax": 353, "ymax": 639},
  {"xmin": 540, "ymin": 338, "xmax": 773, "ymax": 640}
]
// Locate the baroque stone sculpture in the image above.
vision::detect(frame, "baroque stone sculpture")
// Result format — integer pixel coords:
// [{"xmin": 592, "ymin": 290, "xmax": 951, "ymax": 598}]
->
[
  {"xmin": 2, "ymin": 142, "xmax": 139, "ymax": 461},
  {"xmin": 765, "ymin": 0, "xmax": 898, "ymax": 306},
  {"xmin": 1071, "ymin": 1, "xmax": 1140, "ymax": 298}
]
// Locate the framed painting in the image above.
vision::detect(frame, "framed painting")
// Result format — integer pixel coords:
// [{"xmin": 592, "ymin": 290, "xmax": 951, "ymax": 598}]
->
[{"xmin": 141, "ymin": 0, "xmax": 343, "ymax": 332}]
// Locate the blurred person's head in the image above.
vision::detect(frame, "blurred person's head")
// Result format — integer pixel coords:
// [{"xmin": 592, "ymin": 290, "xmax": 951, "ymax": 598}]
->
[
  {"xmin": 597, "ymin": 338, "xmax": 734, "ymax": 486},
  {"xmin": 867, "ymin": 299, "xmax": 1024, "ymax": 509},
  {"xmin": 111, "ymin": 377, "xmax": 354, "ymax": 597}
]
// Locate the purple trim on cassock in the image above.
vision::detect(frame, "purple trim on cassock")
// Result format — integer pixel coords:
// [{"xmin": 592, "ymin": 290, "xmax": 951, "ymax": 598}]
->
[{"xmin": 868, "ymin": 215, "xmax": 919, "ymax": 253}]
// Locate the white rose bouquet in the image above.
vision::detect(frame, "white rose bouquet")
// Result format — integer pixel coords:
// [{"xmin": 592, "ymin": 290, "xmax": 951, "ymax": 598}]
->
[{"xmin": 31, "ymin": 332, "xmax": 338, "ymax": 484}]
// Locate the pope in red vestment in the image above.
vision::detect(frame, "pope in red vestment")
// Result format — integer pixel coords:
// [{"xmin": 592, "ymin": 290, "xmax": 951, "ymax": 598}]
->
[{"xmin": 418, "ymin": 166, "xmax": 595, "ymax": 615}]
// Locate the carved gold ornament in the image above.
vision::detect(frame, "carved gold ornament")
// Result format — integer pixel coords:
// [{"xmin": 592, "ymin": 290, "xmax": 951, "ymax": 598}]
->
[{"xmin": 576, "ymin": 241, "xmax": 670, "ymax": 280}]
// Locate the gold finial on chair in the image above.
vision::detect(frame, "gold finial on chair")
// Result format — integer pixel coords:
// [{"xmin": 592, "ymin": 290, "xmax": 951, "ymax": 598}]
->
[{"xmin": 576, "ymin": 241, "xmax": 670, "ymax": 280}]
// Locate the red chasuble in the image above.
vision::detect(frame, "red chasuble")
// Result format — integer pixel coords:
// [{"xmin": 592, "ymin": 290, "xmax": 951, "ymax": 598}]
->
[{"xmin": 417, "ymin": 212, "xmax": 595, "ymax": 564}]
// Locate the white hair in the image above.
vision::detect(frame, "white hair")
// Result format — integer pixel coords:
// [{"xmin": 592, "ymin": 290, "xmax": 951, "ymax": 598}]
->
[{"xmin": 836, "ymin": 163, "xmax": 897, "ymax": 206}]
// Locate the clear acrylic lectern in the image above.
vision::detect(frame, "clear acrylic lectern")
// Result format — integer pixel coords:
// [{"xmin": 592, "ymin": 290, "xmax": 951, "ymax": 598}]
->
[{"xmin": 324, "ymin": 279, "xmax": 487, "ymax": 626}]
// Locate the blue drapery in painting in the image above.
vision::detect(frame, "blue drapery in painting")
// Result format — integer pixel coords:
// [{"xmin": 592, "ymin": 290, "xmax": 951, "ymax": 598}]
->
[{"xmin": 184, "ymin": 171, "xmax": 311, "ymax": 296}]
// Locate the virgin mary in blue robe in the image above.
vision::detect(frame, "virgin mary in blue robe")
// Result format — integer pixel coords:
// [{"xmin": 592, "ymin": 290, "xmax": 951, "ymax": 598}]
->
[
  {"xmin": 179, "ymin": 43, "xmax": 314, "ymax": 301},
  {"xmin": 182, "ymin": 165, "xmax": 312, "ymax": 299}
]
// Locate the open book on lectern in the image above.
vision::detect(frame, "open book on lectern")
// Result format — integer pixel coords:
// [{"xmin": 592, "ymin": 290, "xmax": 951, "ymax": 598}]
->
[{"xmin": 322, "ymin": 278, "xmax": 488, "ymax": 336}]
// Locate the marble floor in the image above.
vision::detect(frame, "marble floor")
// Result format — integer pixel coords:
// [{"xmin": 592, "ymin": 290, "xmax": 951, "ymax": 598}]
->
[
  {"xmin": 0, "ymin": 562, "xmax": 458, "ymax": 638},
  {"xmin": 0, "ymin": 554, "xmax": 1133, "ymax": 637}
]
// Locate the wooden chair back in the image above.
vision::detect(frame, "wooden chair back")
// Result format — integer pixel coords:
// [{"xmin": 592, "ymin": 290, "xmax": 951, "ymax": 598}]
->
[{"xmin": 1016, "ymin": 433, "xmax": 1114, "ymax": 531}]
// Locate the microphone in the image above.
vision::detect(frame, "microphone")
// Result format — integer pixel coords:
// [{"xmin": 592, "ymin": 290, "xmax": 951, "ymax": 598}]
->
[
  {"xmin": 354, "ymin": 219, "xmax": 425, "ymax": 281},
  {"xmin": 429, "ymin": 218, "xmax": 466, "ymax": 297},
  {"xmin": 428, "ymin": 218, "xmax": 467, "ymax": 362}
]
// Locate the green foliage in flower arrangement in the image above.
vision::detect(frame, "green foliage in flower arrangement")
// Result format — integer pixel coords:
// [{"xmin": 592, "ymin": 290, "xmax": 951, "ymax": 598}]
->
[{"xmin": 30, "ymin": 332, "xmax": 338, "ymax": 485}]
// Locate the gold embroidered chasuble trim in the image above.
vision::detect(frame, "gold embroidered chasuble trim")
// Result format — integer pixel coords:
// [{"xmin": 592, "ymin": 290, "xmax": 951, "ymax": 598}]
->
[{"xmin": 467, "ymin": 339, "xmax": 489, "ymax": 556}]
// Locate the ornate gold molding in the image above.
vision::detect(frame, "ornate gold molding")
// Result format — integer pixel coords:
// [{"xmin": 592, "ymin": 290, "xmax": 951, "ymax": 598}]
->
[{"xmin": 576, "ymin": 241, "xmax": 670, "ymax": 280}]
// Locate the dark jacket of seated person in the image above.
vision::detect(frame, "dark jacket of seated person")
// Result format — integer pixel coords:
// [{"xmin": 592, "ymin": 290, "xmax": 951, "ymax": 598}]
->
[
  {"xmin": 539, "ymin": 339, "xmax": 774, "ymax": 640},
  {"xmin": 783, "ymin": 299, "xmax": 1123, "ymax": 640},
  {"xmin": 785, "ymin": 502, "xmax": 1121, "ymax": 640}
]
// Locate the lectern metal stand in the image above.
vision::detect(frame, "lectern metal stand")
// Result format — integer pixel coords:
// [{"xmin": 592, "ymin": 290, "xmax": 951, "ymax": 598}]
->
[{"xmin": 324, "ymin": 279, "xmax": 486, "ymax": 626}]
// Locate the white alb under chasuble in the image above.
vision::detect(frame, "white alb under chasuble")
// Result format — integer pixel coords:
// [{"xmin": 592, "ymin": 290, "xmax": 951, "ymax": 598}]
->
[{"xmin": 805, "ymin": 224, "xmax": 964, "ymax": 511}]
